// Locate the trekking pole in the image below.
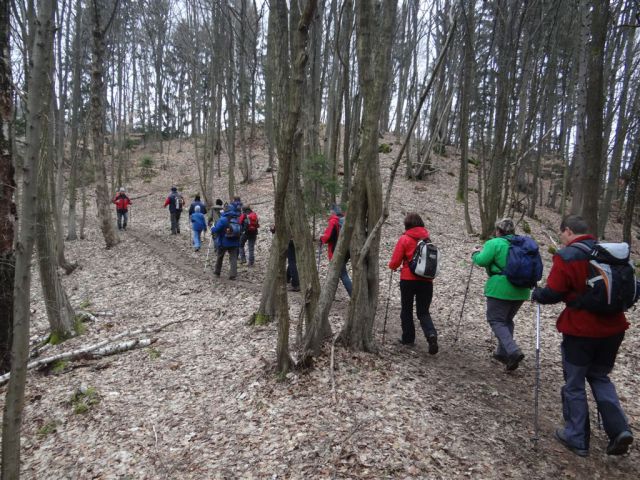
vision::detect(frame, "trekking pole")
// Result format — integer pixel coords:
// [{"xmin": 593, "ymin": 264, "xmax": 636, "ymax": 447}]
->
[
  {"xmin": 454, "ymin": 262, "xmax": 474, "ymax": 343},
  {"xmin": 204, "ymin": 234, "xmax": 213, "ymax": 272},
  {"xmin": 533, "ymin": 302, "xmax": 541, "ymax": 447},
  {"xmin": 381, "ymin": 269, "xmax": 394, "ymax": 344}
]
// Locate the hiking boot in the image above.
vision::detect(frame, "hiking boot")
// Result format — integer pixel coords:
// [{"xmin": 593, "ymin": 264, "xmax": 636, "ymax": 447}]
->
[
  {"xmin": 229, "ymin": 276, "xmax": 237, "ymax": 280},
  {"xmin": 194, "ymin": 247, "xmax": 200, "ymax": 252},
  {"xmin": 607, "ymin": 430, "xmax": 633, "ymax": 455},
  {"xmin": 213, "ymin": 272, "xmax": 220, "ymax": 278},
  {"xmin": 492, "ymin": 353, "xmax": 508, "ymax": 365},
  {"xmin": 555, "ymin": 429, "xmax": 588, "ymax": 457},
  {"xmin": 427, "ymin": 334, "xmax": 439, "ymax": 355},
  {"xmin": 288, "ymin": 285, "xmax": 300, "ymax": 292},
  {"xmin": 397, "ymin": 339, "xmax": 415, "ymax": 347},
  {"xmin": 506, "ymin": 352, "xmax": 525, "ymax": 371}
]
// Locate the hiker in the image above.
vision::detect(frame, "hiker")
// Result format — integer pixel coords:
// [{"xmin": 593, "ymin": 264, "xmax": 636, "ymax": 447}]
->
[
  {"xmin": 388, "ymin": 212, "xmax": 438, "ymax": 354},
  {"xmin": 163, "ymin": 186, "xmax": 185, "ymax": 234},
  {"xmin": 231, "ymin": 195, "xmax": 243, "ymax": 212},
  {"xmin": 209, "ymin": 198, "xmax": 224, "ymax": 225},
  {"xmin": 210, "ymin": 203, "xmax": 241, "ymax": 279},
  {"xmin": 238, "ymin": 205, "xmax": 259, "ymax": 266},
  {"xmin": 269, "ymin": 225, "xmax": 299, "ymax": 291},
  {"xmin": 189, "ymin": 194, "xmax": 207, "ymax": 219},
  {"xmin": 190, "ymin": 205, "xmax": 207, "ymax": 252},
  {"xmin": 319, "ymin": 205, "xmax": 352, "ymax": 297},
  {"xmin": 471, "ymin": 218, "xmax": 531, "ymax": 371},
  {"xmin": 112, "ymin": 187, "xmax": 131, "ymax": 231},
  {"xmin": 532, "ymin": 215, "xmax": 633, "ymax": 457}
]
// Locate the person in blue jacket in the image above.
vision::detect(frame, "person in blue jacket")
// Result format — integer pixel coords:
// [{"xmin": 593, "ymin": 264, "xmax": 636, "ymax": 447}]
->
[
  {"xmin": 190, "ymin": 205, "xmax": 207, "ymax": 252},
  {"xmin": 210, "ymin": 204, "xmax": 241, "ymax": 279}
]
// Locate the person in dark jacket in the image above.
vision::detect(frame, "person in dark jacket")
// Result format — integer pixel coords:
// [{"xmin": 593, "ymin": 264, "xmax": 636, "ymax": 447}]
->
[
  {"xmin": 472, "ymin": 218, "xmax": 531, "ymax": 371},
  {"xmin": 532, "ymin": 215, "xmax": 633, "ymax": 457},
  {"xmin": 319, "ymin": 205, "xmax": 352, "ymax": 297},
  {"xmin": 238, "ymin": 205, "xmax": 259, "ymax": 266},
  {"xmin": 388, "ymin": 212, "xmax": 438, "ymax": 354},
  {"xmin": 188, "ymin": 194, "xmax": 207, "ymax": 219},
  {"xmin": 112, "ymin": 187, "xmax": 131, "ymax": 230},
  {"xmin": 163, "ymin": 186, "xmax": 184, "ymax": 234},
  {"xmin": 210, "ymin": 204, "xmax": 241, "ymax": 279}
]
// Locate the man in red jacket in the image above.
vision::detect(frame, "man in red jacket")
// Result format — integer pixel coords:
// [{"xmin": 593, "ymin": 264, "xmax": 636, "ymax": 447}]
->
[
  {"xmin": 532, "ymin": 215, "xmax": 632, "ymax": 457},
  {"xmin": 319, "ymin": 205, "xmax": 352, "ymax": 297},
  {"xmin": 112, "ymin": 187, "xmax": 131, "ymax": 231}
]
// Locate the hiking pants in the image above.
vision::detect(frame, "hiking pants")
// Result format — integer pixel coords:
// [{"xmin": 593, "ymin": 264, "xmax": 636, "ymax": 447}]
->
[
  {"xmin": 560, "ymin": 333, "xmax": 628, "ymax": 451},
  {"xmin": 240, "ymin": 234, "xmax": 257, "ymax": 265},
  {"xmin": 399, "ymin": 280, "xmax": 436, "ymax": 343},
  {"xmin": 215, "ymin": 246, "xmax": 238, "ymax": 279},
  {"xmin": 486, "ymin": 298, "xmax": 523, "ymax": 357},
  {"xmin": 170, "ymin": 210, "xmax": 182, "ymax": 234},
  {"xmin": 192, "ymin": 228, "xmax": 204, "ymax": 250},
  {"xmin": 116, "ymin": 210, "xmax": 128, "ymax": 230},
  {"xmin": 340, "ymin": 265, "xmax": 352, "ymax": 297},
  {"xmin": 287, "ymin": 241, "xmax": 299, "ymax": 288}
]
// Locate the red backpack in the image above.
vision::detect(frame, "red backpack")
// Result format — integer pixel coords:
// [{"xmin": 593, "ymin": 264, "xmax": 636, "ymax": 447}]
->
[{"xmin": 245, "ymin": 212, "xmax": 259, "ymax": 234}]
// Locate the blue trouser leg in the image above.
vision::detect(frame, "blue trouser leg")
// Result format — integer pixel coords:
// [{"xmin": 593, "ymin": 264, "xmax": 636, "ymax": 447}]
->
[
  {"xmin": 247, "ymin": 236, "xmax": 256, "ymax": 265},
  {"xmin": 192, "ymin": 229, "xmax": 201, "ymax": 249},
  {"xmin": 486, "ymin": 298, "xmax": 523, "ymax": 357},
  {"xmin": 340, "ymin": 264, "xmax": 352, "ymax": 297},
  {"xmin": 239, "ymin": 234, "xmax": 247, "ymax": 261},
  {"xmin": 170, "ymin": 212, "xmax": 178, "ymax": 234},
  {"xmin": 588, "ymin": 365, "xmax": 629, "ymax": 440},
  {"xmin": 287, "ymin": 242, "xmax": 299, "ymax": 288}
]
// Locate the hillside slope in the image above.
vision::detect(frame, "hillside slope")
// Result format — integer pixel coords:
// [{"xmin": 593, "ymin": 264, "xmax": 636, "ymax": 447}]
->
[{"xmin": 4, "ymin": 136, "xmax": 639, "ymax": 479}]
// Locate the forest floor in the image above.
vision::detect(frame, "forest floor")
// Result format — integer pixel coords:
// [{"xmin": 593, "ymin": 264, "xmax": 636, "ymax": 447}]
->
[{"xmin": 3, "ymin": 135, "xmax": 640, "ymax": 479}]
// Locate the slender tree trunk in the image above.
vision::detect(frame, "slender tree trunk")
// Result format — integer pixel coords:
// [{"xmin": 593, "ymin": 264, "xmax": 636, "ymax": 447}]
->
[
  {"xmin": 2, "ymin": 1, "xmax": 53, "ymax": 476},
  {"xmin": 90, "ymin": 0, "xmax": 119, "ymax": 248},
  {"xmin": 623, "ymin": 143, "xmax": 640, "ymax": 244},
  {"xmin": 0, "ymin": 0, "xmax": 16, "ymax": 373}
]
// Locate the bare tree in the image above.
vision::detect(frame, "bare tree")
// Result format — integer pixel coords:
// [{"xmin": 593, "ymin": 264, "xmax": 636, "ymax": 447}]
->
[
  {"xmin": 89, "ymin": 0, "xmax": 119, "ymax": 248},
  {"xmin": 0, "ymin": 0, "xmax": 16, "ymax": 373},
  {"xmin": 2, "ymin": 1, "xmax": 53, "ymax": 476}
]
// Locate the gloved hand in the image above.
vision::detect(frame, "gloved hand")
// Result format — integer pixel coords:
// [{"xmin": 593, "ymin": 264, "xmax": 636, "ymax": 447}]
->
[{"xmin": 531, "ymin": 287, "xmax": 542, "ymax": 303}]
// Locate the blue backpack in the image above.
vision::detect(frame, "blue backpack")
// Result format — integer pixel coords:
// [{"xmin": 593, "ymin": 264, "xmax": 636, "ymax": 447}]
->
[
  {"xmin": 501, "ymin": 235, "xmax": 543, "ymax": 288},
  {"xmin": 225, "ymin": 216, "xmax": 242, "ymax": 238}
]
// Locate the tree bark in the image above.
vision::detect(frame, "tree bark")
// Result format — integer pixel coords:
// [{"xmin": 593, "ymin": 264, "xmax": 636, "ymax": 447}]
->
[
  {"xmin": 0, "ymin": 0, "xmax": 16, "ymax": 373},
  {"xmin": 337, "ymin": 0, "xmax": 396, "ymax": 352},
  {"xmin": 90, "ymin": 0, "xmax": 119, "ymax": 248},
  {"xmin": 2, "ymin": 1, "xmax": 53, "ymax": 476}
]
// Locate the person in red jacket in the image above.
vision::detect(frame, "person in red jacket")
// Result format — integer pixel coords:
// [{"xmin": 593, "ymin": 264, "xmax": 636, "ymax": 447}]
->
[
  {"xmin": 112, "ymin": 187, "xmax": 131, "ymax": 231},
  {"xmin": 319, "ymin": 205, "xmax": 352, "ymax": 297},
  {"xmin": 388, "ymin": 212, "xmax": 438, "ymax": 354},
  {"xmin": 532, "ymin": 215, "xmax": 632, "ymax": 457}
]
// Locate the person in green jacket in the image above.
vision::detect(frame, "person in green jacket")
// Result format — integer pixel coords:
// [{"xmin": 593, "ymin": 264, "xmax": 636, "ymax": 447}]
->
[{"xmin": 471, "ymin": 218, "xmax": 531, "ymax": 371}]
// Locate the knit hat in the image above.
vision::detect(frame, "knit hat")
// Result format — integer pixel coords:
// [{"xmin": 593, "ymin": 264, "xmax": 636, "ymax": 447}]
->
[
  {"xmin": 331, "ymin": 204, "xmax": 342, "ymax": 216},
  {"xmin": 119, "ymin": 187, "xmax": 125, "ymax": 192},
  {"xmin": 194, "ymin": 205, "xmax": 201, "ymax": 212},
  {"xmin": 171, "ymin": 186, "xmax": 177, "ymax": 192},
  {"xmin": 495, "ymin": 218, "xmax": 515, "ymax": 235}
]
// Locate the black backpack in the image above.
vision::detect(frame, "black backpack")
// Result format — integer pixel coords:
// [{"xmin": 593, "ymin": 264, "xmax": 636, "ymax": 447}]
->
[
  {"xmin": 409, "ymin": 239, "xmax": 439, "ymax": 279},
  {"xmin": 568, "ymin": 242, "xmax": 638, "ymax": 314}
]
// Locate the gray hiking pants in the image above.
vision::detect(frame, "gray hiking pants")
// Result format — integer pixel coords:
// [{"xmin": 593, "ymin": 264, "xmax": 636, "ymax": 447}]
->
[
  {"xmin": 215, "ymin": 247, "xmax": 238, "ymax": 279},
  {"xmin": 486, "ymin": 297, "xmax": 524, "ymax": 357}
]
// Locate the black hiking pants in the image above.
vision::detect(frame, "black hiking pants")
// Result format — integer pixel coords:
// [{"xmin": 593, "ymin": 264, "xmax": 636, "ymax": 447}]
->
[{"xmin": 400, "ymin": 280, "xmax": 436, "ymax": 343}]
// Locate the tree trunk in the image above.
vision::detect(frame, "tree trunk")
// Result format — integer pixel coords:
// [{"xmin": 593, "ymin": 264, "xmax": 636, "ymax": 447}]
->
[
  {"xmin": 572, "ymin": 0, "xmax": 608, "ymax": 231},
  {"xmin": 66, "ymin": 0, "xmax": 84, "ymax": 241},
  {"xmin": 90, "ymin": 0, "xmax": 119, "ymax": 248},
  {"xmin": 337, "ymin": 0, "xmax": 396, "ymax": 352},
  {"xmin": 622, "ymin": 143, "xmax": 640, "ymax": 244},
  {"xmin": 2, "ymin": 1, "xmax": 53, "ymax": 476},
  {"xmin": 0, "ymin": 0, "xmax": 16, "ymax": 374}
]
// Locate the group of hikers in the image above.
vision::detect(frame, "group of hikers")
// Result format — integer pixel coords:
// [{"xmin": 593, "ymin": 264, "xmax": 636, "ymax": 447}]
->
[
  {"xmin": 114, "ymin": 185, "xmax": 636, "ymax": 458},
  {"xmin": 388, "ymin": 211, "xmax": 635, "ymax": 458}
]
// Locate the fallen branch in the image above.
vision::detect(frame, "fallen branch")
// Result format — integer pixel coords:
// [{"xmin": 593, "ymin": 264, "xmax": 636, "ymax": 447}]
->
[
  {"xmin": 0, "ymin": 318, "xmax": 190, "ymax": 386},
  {"xmin": 92, "ymin": 338, "xmax": 157, "ymax": 356}
]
